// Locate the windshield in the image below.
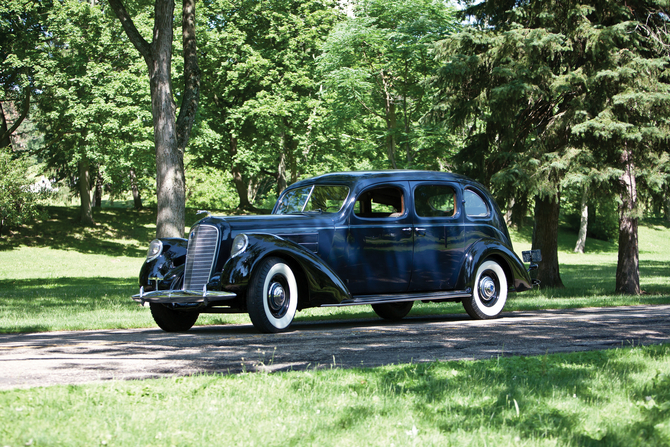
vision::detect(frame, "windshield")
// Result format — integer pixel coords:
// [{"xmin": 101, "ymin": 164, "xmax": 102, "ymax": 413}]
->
[{"xmin": 274, "ymin": 185, "xmax": 350, "ymax": 215}]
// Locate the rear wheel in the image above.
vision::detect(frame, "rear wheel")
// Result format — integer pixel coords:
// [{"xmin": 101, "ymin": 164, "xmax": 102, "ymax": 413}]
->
[
  {"xmin": 247, "ymin": 257, "xmax": 298, "ymax": 333},
  {"xmin": 150, "ymin": 303, "xmax": 199, "ymax": 332},
  {"xmin": 463, "ymin": 260, "xmax": 507, "ymax": 319},
  {"xmin": 372, "ymin": 301, "xmax": 414, "ymax": 320}
]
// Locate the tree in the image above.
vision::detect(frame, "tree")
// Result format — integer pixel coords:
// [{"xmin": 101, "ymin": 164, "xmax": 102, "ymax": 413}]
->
[
  {"xmin": 431, "ymin": 0, "xmax": 670, "ymax": 293},
  {"xmin": 431, "ymin": 4, "xmax": 573, "ymax": 288},
  {"xmin": 108, "ymin": 0, "xmax": 200, "ymax": 238},
  {"xmin": 318, "ymin": 0, "xmax": 458, "ymax": 169},
  {"xmin": 0, "ymin": 0, "xmax": 48, "ymax": 148},
  {"xmin": 0, "ymin": 147, "xmax": 47, "ymax": 235},
  {"xmin": 31, "ymin": 0, "xmax": 153, "ymax": 226},
  {"xmin": 193, "ymin": 0, "xmax": 339, "ymax": 210}
]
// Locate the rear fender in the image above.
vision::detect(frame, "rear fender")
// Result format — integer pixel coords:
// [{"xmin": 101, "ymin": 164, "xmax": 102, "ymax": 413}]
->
[
  {"xmin": 219, "ymin": 233, "xmax": 352, "ymax": 307},
  {"xmin": 457, "ymin": 239, "xmax": 532, "ymax": 293}
]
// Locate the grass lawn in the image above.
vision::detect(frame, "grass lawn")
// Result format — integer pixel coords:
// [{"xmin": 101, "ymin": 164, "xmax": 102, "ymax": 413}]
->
[
  {"xmin": 1, "ymin": 344, "xmax": 669, "ymax": 446},
  {"xmin": 0, "ymin": 206, "xmax": 669, "ymax": 333}
]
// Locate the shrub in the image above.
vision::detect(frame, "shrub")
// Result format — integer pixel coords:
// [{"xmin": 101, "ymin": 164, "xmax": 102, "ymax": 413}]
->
[{"xmin": 0, "ymin": 148, "xmax": 48, "ymax": 235}]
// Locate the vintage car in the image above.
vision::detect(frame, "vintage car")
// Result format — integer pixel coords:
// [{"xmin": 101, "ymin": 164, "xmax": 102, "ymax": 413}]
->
[{"xmin": 133, "ymin": 171, "xmax": 540, "ymax": 333}]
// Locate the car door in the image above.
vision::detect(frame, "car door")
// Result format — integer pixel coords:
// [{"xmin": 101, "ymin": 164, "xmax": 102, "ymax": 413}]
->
[
  {"xmin": 408, "ymin": 182, "xmax": 465, "ymax": 291},
  {"xmin": 346, "ymin": 182, "xmax": 414, "ymax": 295}
]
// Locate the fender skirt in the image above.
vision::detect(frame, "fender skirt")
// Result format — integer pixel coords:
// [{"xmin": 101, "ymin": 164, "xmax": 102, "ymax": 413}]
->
[
  {"xmin": 218, "ymin": 233, "xmax": 352, "ymax": 306},
  {"xmin": 457, "ymin": 239, "xmax": 533, "ymax": 293}
]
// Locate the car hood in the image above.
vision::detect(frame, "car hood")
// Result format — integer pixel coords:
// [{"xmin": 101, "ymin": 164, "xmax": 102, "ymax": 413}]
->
[{"xmin": 194, "ymin": 213, "xmax": 337, "ymax": 236}]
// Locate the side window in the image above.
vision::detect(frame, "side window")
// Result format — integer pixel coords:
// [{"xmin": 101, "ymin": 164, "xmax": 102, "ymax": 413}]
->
[
  {"xmin": 414, "ymin": 184, "xmax": 457, "ymax": 217},
  {"xmin": 464, "ymin": 189, "xmax": 489, "ymax": 218},
  {"xmin": 354, "ymin": 186, "xmax": 405, "ymax": 218}
]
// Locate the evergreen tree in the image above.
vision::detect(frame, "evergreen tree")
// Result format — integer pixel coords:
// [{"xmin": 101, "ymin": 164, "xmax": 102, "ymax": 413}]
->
[{"xmin": 431, "ymin": 0, "xmax": 670, "ymax": 293}]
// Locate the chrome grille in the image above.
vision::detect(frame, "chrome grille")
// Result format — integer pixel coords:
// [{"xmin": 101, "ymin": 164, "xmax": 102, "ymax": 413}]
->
[{"xmin": 183, "ymin": 224, "xmax": 219, "ymax": 291}]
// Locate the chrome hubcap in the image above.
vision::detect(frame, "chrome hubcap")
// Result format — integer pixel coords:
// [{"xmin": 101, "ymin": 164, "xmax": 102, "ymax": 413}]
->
[
  {"xmin": 268, "ymin": 282, "xmax": 287, "ymax": 315},
  {"xmin": 479, "ymin": 276, "xmax": 497, "ymax": 301}
]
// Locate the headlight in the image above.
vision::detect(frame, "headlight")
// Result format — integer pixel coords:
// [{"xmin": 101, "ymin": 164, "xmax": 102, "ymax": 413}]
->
[
  {"xmin": 146, "ymin": 239, "xmax": 163, "ymax": 263},
  {"xmin": 230, "ymin": 234, "xmax": 248, "ymax": 258}
]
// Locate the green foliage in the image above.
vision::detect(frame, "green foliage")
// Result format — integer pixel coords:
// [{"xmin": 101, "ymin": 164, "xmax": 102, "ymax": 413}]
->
[
  {"xmin": 22, "ymin": 0, "xmax": 155, "ymax": 204},
  {"xmin": 0, "ymin": 148, "xmax": 47, "ymax": 235},
  {"xmin": 192, "ymin": 0, "xmax": 341, "ymax": 208},
  {"xmin": 318, "ymin": 0, "xmax": 459, "ymax": 170},
  {"xmin": 432, "ymin": 0, "xmax": 670, "ymax": 200},
  {"xmin": 562, "ymin": 185, "xmax": 619, "ymax": 242},
  {"xmin": 185, "ymin": 164, "xmax": 239, "ymax": 211}
]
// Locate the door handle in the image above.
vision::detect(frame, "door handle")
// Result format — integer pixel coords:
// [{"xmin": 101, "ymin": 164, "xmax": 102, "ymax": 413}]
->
[{"xmin": 415, "ymin": 227, "xmax": 427, "ymax": 236}]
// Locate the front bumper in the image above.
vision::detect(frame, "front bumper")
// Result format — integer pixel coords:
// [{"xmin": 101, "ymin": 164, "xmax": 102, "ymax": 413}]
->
[{"xmin": 132, "ymin": 287, "xmax": 237, "ymax": 304}]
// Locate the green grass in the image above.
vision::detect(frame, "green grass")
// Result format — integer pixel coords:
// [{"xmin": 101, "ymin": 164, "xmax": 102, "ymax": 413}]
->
[
  {"xmin": 0, "ymin": 206, "xmax": 669, "ymax": 333},
  {"xmin": 2, "ymin": 343, "xmax": 670, "ymax": 446}
]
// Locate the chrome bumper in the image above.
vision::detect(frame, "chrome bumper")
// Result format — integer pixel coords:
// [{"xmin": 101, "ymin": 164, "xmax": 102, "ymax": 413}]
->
[{"xmin": 132, "ymin": 286, "xmax": 237, "ymax": 304}]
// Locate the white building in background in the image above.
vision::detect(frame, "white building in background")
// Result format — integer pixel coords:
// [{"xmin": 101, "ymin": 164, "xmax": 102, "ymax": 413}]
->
[{"xmin": 30, "ymin": 175, "xmax": 58, "ymax": 193}]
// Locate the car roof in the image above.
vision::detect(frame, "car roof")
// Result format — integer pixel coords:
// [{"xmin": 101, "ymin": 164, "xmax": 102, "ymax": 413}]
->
[{"xmin": 290, "ymin": 170, "xmax": 483, "ymax": 190}]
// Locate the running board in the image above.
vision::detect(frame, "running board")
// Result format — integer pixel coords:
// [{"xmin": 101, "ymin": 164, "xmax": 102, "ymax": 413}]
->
[{"xmin": 322, "ymin": 290, "xmax": 471, "ymax": 307}]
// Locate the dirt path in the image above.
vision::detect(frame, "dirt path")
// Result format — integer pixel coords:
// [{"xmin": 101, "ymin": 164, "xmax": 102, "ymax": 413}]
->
[{"xmin": 1, "ymin": 304, "xmax": 669, "ymax": 390}]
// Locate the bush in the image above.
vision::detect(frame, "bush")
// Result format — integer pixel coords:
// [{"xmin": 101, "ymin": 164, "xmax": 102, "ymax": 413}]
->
[{"xmin": 0, "ymin": 148, "xmax": 48, "ymax": 235}]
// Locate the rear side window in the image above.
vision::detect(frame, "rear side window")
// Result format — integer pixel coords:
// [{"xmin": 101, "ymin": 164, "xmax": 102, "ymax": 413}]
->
[
  {"xmin": 414, "ymin": 184, "xmax": 457, "ymax": 217},
  {"xmin": 354, "ymin": 186, "xmax": 405, "ymax": 218},
  {"xmin": 464, "ymin": 189, "xmax": 489, "ymax": 217}
]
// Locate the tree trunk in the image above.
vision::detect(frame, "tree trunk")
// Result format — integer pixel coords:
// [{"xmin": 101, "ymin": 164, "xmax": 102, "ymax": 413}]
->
[
  {"xmin": 230, "ymin": 135, "xmax": 253, "ymax": 210},
  {"xmin": 276, "ymin": 149, "xmax": 287, "ymax": 197},
  {"xmin": 532, "ymin": 194, "xmax": 564, "ymax": 288},
  {"xmin": 511, "ymin": 195, "xmax": 529, "ymax": 229},
  {"xmin": 0, "ymin": 89, "xmax": 30, "ymax": 148},
  {"xmin": 0, "ymin": 103, "xmax": 11, "ymax": 148},
  {"xmin": 664, "ymin": 194, "xmax": 670, "ymax": 224},
  {"xmin": 78, "ymin": 158, "xmax": 95, "ymax": 226},
  {"xmin": 615, "ymin": 148, "xmax": 640, "ymax": 294},
  {"xmin": 574, "ymin": 186, "xmax": 588, "ymax": 253},
  {"xmin": 94, "ymin": 169, "xmax": 103, "ymax": 207},
  {"xmin": 385, "ymin": 101, "xmax": 397, "ymax": 169},
  {"xmin": 504, "ymin": 197, "xmax": 514, "ymax": 227},
  {"xmin": 130, "ymin": 168, "xmax": 143, "ymax": 209},
  {"xmin": 109, "ymin": 0, "xmax": 200, "ymax": 239}
]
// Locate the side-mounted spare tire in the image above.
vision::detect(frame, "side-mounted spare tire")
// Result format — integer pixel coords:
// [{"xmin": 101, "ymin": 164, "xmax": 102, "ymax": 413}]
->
[
  {"xmin": 463, "ymin": 259, "xmax": 508, "ymax": 319},
  {"xmin": 247, "ymin": 256, "xmax": 299, "ymax": 333}
]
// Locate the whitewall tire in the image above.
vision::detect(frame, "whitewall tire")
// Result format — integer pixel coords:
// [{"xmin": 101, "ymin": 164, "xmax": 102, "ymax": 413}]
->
[
  {"xmin": 247, "ymin": 257, "xmax": 298, "ymax": 333},
  {"xmin": 463, "ymin": 260, "xmax": 508, "ymax": 319}
]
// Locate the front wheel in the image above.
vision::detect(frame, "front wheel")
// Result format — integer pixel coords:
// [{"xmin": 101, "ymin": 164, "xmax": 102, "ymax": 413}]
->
[
  {"xmin": 247, "ymin": 257, "xmax": 299, "ymax": 333},
  {"xmin": 372, "ymin": 301, "xmax": 414, "ymax": 320},
  {"xmin": 463, "ymin": 260, "xmax": 508, "ymax": 319},
  {"xmin": 150, "ymin": 303, "xmax": 199, "ymax": 332}
]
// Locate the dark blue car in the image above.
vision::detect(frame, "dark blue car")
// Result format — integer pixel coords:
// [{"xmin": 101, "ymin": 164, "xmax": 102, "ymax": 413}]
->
[{"xmin": 134, "ymin": 171, "xmax": 539, "ymax": 333}]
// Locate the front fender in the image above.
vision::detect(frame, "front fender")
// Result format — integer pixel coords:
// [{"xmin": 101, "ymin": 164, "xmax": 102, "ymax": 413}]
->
[
  {"xmin": 219, "ymin": 233, "xmax": 352, "ymax": 306},
  {"xmin": 139, "ymin": 238, "xmax": 188, "ymax": 291},
  {"xmin": 457, "ymin": 239, "xmax": 532, "ymax": 293}
]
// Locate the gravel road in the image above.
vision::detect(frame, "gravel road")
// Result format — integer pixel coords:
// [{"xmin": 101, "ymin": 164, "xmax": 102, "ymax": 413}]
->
[{"xmin": 1, "ymin": 304, "xmax": 669, "ymax": 390}]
